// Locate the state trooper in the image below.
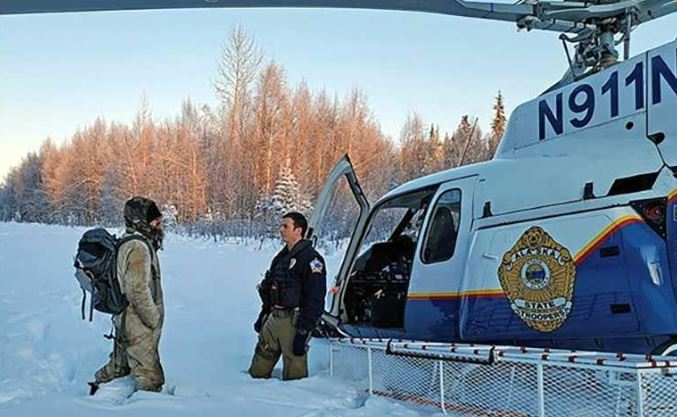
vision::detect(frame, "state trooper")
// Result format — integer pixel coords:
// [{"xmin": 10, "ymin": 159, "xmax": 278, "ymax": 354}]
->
[{"xmin": 248, "ymin": 212, "xmax": 327, "ymax": 380}]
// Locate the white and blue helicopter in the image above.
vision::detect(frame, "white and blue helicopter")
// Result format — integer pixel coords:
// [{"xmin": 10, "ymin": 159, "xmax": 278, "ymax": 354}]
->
[{"xmin": 4, "ymin": 0, "xmax": 677, "ymax": 355}]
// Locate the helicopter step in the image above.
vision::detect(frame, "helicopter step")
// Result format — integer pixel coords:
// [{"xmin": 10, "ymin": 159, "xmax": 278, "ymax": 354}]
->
[{"xmin": 329, "ymin": 337, "xmax": 677, "ymax": 417}]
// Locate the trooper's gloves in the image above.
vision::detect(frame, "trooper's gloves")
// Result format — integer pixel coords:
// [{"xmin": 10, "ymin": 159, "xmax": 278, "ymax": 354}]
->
[{"xmin": 293, "ymin": 330, "xmax": 309, "ymax": 356}]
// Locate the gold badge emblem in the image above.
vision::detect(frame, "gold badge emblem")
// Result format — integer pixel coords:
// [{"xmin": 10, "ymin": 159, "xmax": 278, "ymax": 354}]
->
[{"xmin": 498, "ymin": 226, "xmax": 576, "ymax": 332}]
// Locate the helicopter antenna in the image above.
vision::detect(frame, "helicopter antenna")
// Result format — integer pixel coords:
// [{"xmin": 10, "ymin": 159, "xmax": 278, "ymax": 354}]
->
[
  {"xmin": 458, "ymin": 117, "xmax": 480, "ymax": 167},
  {"xmin": 560, "ymin": 36, "xmax": 579, "ymax": 82}
]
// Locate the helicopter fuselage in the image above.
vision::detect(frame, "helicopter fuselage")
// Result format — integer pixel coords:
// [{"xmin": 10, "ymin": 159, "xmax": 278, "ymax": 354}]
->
[{"xmin": 323, "ymin": 38, "xmax": 677, "ymax": 355}]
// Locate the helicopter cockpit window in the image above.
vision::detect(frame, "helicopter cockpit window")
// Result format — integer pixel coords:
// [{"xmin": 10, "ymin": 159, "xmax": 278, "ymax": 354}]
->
[
  {"xmin": 354, "ymin": 191, "xmax": 432, "ymax": 273},
  {"xmin": 343, "ymin": 187, "xmax": 437, "ymax": 328},
  {"xmin": 421, "ymin": 189, "xmax": 461, "ymax": 264}
]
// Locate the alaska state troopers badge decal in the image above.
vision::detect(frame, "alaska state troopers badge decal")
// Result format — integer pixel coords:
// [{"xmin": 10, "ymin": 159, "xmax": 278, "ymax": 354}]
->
[{"xmin": 498, "ymin": 226, "xmax": 576, "ymax": 332}]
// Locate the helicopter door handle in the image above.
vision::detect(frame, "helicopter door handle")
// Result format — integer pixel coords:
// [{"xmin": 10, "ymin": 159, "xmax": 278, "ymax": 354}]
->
[{"xmin": 482, "ymin": 253, "xmax": 499, "ymax": 261}]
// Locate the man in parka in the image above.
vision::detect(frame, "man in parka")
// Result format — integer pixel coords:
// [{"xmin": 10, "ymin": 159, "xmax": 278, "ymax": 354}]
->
[
  {"xmin": 91, "ymin": 196, "xmax": 165, "ymax": 394},
  {"xmin": 248, "ymin": 212, "xmax": 326, "ymax": 380}
]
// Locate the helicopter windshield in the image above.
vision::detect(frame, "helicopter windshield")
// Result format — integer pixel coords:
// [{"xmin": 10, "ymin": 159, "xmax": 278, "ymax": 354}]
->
[
  {"xmin": 355, "ymin": 187, "xmax": 436, "ymax": 268},
  {"xmin": 359, "ymin": 207, "xmax": 418, "ymax": 256}
]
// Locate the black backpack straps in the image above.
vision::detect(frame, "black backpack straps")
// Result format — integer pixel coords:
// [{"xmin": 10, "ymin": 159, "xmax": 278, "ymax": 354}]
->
[
  {"xmin": 120, "ymin": 308, "xmax": 127, "ymax": 346},
  {"xmin": 89, "ymin": 294, "xmax": 94, "ymax": 321},
  {"xmin": 81, "ymin": 288, "xmax": 86, "ymax": 321}
]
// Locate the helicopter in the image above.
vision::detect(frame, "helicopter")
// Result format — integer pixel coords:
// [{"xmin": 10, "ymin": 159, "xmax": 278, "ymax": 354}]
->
[{"xmin": 4, "ymin": 0, "xmax": 677, "ymax": 355}]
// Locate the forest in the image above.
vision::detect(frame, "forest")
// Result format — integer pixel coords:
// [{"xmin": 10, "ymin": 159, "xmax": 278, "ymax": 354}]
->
[{"xmin": 0, "ymin": 27, "xmax": 507, "ymax": 240}]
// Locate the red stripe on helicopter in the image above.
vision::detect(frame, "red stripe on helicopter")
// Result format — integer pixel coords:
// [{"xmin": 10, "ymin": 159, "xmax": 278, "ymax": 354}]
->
[{"xmin": 407, "ymin": 290, "xmax": 505, "ymax": 301}]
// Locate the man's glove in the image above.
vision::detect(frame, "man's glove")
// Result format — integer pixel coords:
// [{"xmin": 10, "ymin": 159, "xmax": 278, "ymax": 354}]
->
[{"xmin": 293, "ymin": 330, "xmax": 309, "ymax": 356}]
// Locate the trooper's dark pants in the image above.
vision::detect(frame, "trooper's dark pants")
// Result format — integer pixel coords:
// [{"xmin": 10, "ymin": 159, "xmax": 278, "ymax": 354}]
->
[{"xmin": 248, "ymin": 309, "xmax": 309, "ymax": 380}]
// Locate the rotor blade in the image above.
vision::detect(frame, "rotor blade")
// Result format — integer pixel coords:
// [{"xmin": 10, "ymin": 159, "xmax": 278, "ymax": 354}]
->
[
  {"xmin": 1, "ymin": 0, "xmax": 534, "ymax": 20},
  {"xmin": 634, "ymin": 0, "xmax": 677, "ymax": 22},
  {"xmin": 6, "ymin": 0, "xmax": 671, "ymax": 37},
  {"xmin": 540, "ymin": 0, "xmax": 677, "ymax": 22},
  {"xmin": 460, "ymin": 1, "xmax": 595, "ymax": 33}
]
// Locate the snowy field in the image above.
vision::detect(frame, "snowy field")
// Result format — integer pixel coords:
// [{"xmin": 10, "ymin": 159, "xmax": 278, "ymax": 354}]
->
[{"xmin": 0, "ymin": 222, "xmax": 437, "ymax": 417}]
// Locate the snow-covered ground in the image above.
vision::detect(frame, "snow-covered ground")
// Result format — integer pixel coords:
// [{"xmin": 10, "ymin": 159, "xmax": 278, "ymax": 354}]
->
[{"xmin": 0, "ymin": 222, "xmax": 437, "ymax": 417}]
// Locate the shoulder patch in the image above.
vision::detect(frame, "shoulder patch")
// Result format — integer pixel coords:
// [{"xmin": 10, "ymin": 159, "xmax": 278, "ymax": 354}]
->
[{"xmin": 309, "ymin": 258, "xmax": 324, "ymax": 274}]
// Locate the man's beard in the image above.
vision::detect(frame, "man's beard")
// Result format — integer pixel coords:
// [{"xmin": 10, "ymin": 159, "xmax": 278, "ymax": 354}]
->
[{"xmin": 149, "ymin": 227, "xmax": 164, "ymax": 251}]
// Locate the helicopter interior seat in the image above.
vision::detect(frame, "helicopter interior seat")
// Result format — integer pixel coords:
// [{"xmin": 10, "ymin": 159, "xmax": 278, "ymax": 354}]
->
[
  {"xmin": 345, "ymin": 234, "xmax": 415, "ymax": 328},
  {"xmin": 363, "ymin": 235, "xmax": 415, "ymax": 328},
  {"xmin": 423, "ymin": 206, "xmax": 457, "ymax": 263},
  {"xmin": 364, "ymin": 234, "xmax": 415, "ymax": 273}
]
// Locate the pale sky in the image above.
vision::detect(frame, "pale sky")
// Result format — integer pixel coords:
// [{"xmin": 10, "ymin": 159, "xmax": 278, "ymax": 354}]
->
[{"xmin": 1, "ymin": 7, "xmax": 676, "ymax": 181}]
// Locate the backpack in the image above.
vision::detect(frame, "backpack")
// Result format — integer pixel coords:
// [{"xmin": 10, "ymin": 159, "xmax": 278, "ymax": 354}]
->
[{"xmin": 74, "ymin": 228, "xmax": 150, "ymax": 321}]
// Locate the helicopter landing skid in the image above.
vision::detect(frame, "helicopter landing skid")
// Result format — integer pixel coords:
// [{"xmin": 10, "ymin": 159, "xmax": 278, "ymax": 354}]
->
[{"xmin": 329, "ymin": 338, "xmax": 677, "ymax": 417}]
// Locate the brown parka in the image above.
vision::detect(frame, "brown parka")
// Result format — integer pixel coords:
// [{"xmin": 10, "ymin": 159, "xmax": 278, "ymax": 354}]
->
[{"xmin": 94, "ymin": 231, "xmax": 165, "ymax": 392}]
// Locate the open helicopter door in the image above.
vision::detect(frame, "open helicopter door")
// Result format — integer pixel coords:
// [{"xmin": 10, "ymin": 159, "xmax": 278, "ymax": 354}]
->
[{"xmin": 306, "ymin": 155, "xmax": 369, "ymax": 331}]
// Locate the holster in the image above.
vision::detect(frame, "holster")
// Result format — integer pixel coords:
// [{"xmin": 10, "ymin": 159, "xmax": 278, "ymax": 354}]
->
[{"xmin": 257, "ymin": 272, "xmax": 271, "ymax": 304}]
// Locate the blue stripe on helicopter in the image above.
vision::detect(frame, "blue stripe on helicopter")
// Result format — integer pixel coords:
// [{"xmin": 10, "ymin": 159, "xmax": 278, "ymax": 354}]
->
[{"xmin": 343, "ymin": 219, "xmax": 677, "ymax": 354}]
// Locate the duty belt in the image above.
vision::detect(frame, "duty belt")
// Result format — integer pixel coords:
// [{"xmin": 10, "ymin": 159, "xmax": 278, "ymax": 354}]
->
[{"xmin": 271, "ymin": 307, "xmax": 298, "ymax": 318}]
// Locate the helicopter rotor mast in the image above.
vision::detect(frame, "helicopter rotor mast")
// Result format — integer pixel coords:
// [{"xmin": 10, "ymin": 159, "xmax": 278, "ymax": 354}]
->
[
  {"xmin": 519, "ymin": 0, "xmax": 676, "ymax": 82},
  {"xmin": 2, "ymin": 0, "xmax": 675, "ymax": 84},
  {"xmin": 451, "ymin": 0, "xmax": 675, "ymax": 84}
]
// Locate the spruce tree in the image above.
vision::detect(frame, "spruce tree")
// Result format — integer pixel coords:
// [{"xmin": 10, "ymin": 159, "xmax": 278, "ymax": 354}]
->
[
  {"xmin": 442, "ymin": 132, "xmax": 458, "ymax": 169},
  {"xmin": 425, "ymin": 123, "xmax": 443, "ymax": 173},
  {"xmin": 458, "ymin": 115, "xmax": 473, "ymax": 139},
  {"xmin": 489, "ymin": 91, "xmax": 507, "ymax": 156},
  {"xmin": 270, "ymin": 162, "xmax": 312, "ymax": 217},
  {"xmin": 455, "ymin": 115, "xmax": 473, "ymax": 165}
]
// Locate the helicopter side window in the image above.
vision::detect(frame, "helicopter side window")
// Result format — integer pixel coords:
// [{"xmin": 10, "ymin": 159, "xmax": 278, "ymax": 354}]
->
[{"xmin": 421, "ymin": 189, "xmax": 461, "ymax": 264}]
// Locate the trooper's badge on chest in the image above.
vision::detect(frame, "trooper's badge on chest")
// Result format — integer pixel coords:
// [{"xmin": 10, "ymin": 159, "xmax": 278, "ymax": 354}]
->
[
  {"xmin": 289, "ymin": 258, "xmax": 296, "ymax": 269},
  {"xmin": 310, "ymin": 258, "xmax": 324, "ymax": 274}
]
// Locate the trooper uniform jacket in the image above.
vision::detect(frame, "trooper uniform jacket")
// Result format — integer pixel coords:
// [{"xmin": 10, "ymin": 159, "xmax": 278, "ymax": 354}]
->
[{"xmin": 259, "ymin": 239, "xmax": 326, "ymax": 333}]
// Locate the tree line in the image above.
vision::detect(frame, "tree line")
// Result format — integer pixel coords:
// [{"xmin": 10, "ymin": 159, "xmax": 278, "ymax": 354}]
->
[{"xmin": 0, "ymin": 27, "xmax": 507, "ymax": 239}]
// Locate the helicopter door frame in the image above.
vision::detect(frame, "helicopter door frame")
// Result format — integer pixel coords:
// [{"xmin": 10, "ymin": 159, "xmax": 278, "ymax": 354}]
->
[
  {"xmin": 306, "ymin": 155, "xmax": 370, "ymax": 321},
  {"xmin": 404, "ymin": 175, "xmax": 477, "ymax": 340}
]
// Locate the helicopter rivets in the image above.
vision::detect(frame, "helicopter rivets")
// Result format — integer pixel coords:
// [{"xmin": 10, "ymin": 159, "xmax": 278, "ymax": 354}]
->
[{"xmin": 625, "ymin": 121, "xmax": 634, "ymax": 130}]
